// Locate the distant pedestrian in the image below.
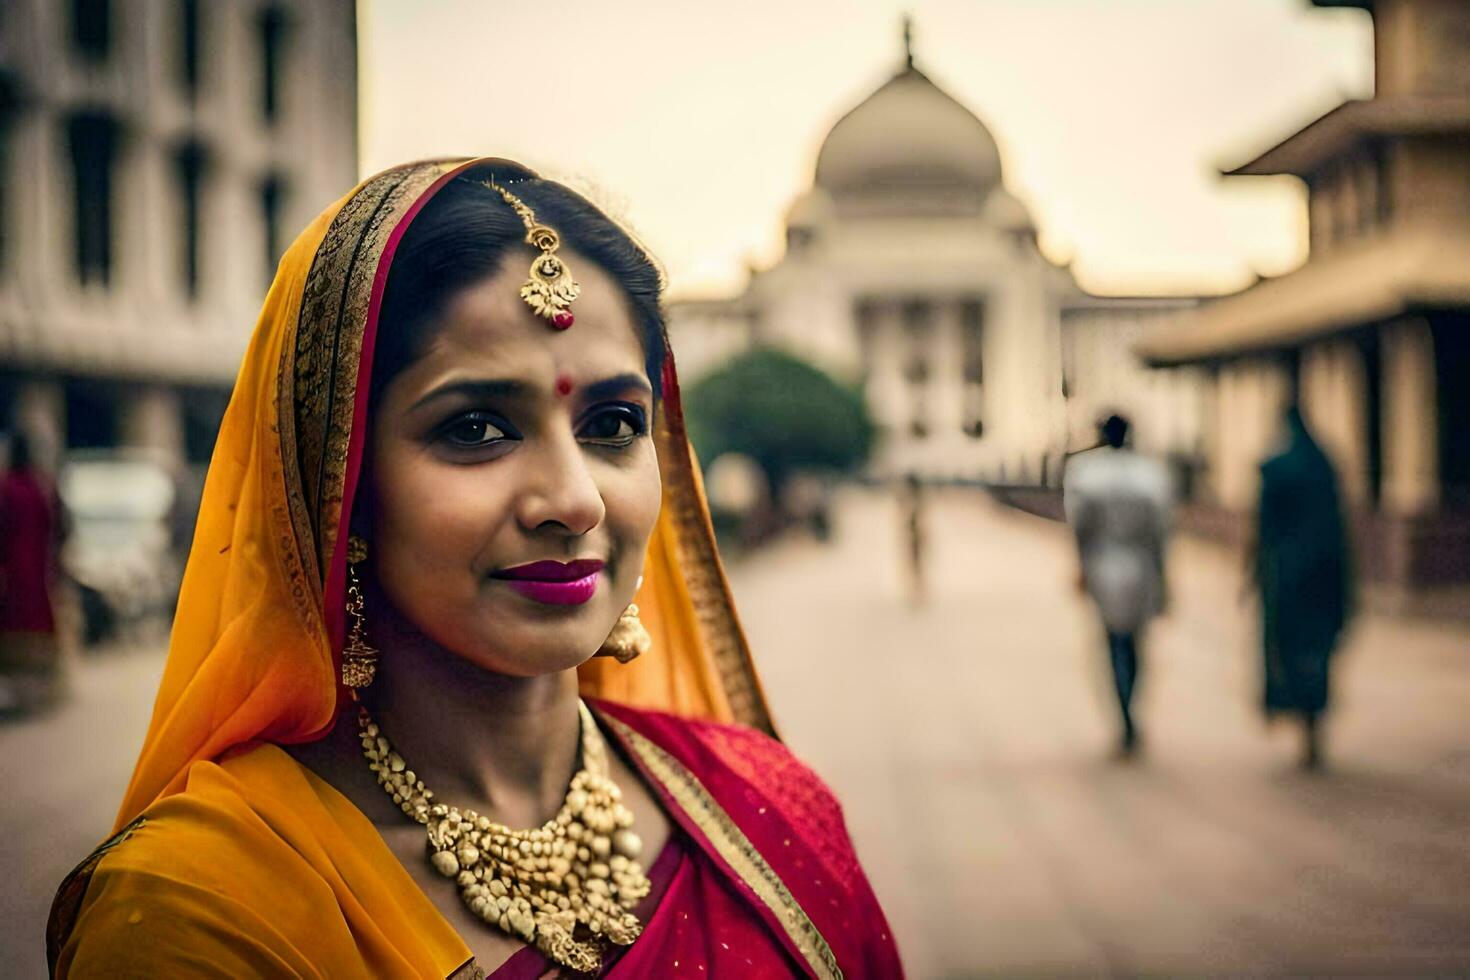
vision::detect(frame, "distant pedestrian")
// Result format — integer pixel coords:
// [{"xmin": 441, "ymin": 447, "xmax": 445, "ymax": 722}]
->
[
  {"xmin": 0, "ymin": 433, "xmax": 67, "ymax": 713},
  {"xmin": 1250, "ymin": 404, "xmax": 1352, "ymax": 770},
  {"xmin": 901, "ymin": 473, "xmax": 927, "ymax": 605},
  {"xmin": 1064, "ymin": 415, "xmax": 1172, "ymax": 758}
]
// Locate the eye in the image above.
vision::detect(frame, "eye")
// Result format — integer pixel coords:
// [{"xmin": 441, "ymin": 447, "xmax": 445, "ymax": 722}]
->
[
  {"xmin": 579, "ymin": 404, "xmax": 647, "ymax": 447},
  {"xmin": 438, "ymin": 412, "xmax": 514, "ymax": 449}
]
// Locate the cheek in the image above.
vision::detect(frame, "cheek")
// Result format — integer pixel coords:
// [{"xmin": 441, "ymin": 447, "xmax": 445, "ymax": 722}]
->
[
  {"xmin": 371, "ymin": 449, "xmax": 507, "ymax": 580},
  {"xmin": 604, "ymin": 442, "xmax": 662, "ymax": 555}
]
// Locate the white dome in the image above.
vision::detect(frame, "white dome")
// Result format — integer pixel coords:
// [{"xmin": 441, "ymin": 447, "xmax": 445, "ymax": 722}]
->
[
  {"xmin": 983, "ymin": 188, "xmax": 1035, "ymax": 233},
  {"xmin": 814, "ymin": 65, "xmax": 1003, "ymax": 201},
  {"xmin": 784, "ymin": 188, "xmax": 835, "ymax": 228}
]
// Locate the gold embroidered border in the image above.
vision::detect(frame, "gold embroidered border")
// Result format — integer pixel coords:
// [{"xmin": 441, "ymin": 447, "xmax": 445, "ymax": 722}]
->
[
  {"xmin": 278, "ymin": 160, "xmax": 465, "ymax": 592},
  {"xmin": 46, "ymin": 816, "xmax": 148, "ymax": 974},
  {"xmin": 654, "ymin": 375, "xmax": 775, "ymax": 736},
  {"xmin": 606, "ymin": 717, "xmax": 841, "ymax": 980}
]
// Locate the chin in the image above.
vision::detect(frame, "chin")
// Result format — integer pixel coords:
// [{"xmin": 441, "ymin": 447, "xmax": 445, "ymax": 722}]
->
[{"xmin": 462, "ymin": 617, "xmax": 608, "ymax": 679}]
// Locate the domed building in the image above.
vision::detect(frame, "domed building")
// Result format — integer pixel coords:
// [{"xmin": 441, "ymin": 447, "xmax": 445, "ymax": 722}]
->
[{"xmin": 669, "ymin": 28, "xmax": 1093, "ymax": 482}]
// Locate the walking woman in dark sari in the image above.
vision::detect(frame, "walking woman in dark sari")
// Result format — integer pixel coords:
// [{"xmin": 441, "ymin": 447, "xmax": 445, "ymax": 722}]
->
[
  {"xmin": 48, "ymin": 159, "xmax": 900, "ymax": 978},
  {"xmin": 1252, "ymin": 405, "xmax": 1353, "ymax": 770}
]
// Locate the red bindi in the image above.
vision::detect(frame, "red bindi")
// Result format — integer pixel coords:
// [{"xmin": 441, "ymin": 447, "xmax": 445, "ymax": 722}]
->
[{"xmin": 554, "ymin": 374, "xmax": 574, "ymax": 398}]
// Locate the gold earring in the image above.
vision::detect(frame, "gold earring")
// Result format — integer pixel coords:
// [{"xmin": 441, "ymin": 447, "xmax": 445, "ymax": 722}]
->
[
  {"xmin": 597, "ymin": 602, "xmax": 651, "ymax": 664},
  {"xmin": 341, "ymin": 535, "xmax": 378, "ymax": 691},
  {"xmin": 598, "ymin": 576, "xmax": 650, "ymax": 664}
]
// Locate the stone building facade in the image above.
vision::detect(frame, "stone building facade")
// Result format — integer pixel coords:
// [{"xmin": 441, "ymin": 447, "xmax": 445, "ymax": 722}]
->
[
  {"xmin": 1139, "ymin": 0, "xmax": 1470, "ymax": 591},
  {"xmin": 0, "ymin": 0, "xmax": 357, "ymax": 471}
]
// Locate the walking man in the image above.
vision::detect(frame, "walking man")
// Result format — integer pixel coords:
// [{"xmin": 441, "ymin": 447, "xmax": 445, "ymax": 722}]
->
[{"xmin": 1064, "ymin": 415, "xmax": 1172, "ymax": 758}]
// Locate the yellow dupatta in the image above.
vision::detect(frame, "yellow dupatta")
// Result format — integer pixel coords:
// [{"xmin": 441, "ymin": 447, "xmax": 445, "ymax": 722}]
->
[{"xmin": 49, "ymin": 159, "xmax": 774, "ymax": 977}]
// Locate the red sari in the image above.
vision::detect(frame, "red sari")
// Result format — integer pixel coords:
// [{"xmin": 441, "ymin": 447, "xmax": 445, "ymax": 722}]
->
[{"xmin": 492, "ymin": 702, "xmax": 901, "ymax": 978}]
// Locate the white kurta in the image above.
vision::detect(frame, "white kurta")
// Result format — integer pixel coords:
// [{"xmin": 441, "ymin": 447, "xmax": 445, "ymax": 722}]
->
[{"xmin": 1063, "ymin": 448, "xmax": 1173, "ymax": 634}]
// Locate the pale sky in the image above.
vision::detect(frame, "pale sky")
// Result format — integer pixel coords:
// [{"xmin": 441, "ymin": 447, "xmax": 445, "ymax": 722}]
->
[{"xmin": 359, "ymin": 0, "xmax": 1373, "ymax": 299}]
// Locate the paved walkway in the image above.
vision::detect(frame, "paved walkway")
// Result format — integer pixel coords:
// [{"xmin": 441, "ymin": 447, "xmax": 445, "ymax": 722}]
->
[
  {"xmin": 732, "ymin": 488, "xmax": 1470, "ymax": 978},
  {"xmin": 1, "ymin": 638, "xmax": 162, "ymax": 978},
  {"xmin": 4, "ymin": 487, "xmax": 1470, "ymax": 977}
]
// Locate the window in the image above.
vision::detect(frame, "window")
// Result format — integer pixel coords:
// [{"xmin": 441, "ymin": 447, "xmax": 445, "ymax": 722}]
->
[
  {"xmin": 900, "ymin": 298, "xmax": 931, "ymax": 336},
  {"xmin": 0, "ymin": 74, "xmax": 20, "ymax": 275},
  {"xmin": 68, "ymin": 111, "xmax": 121, "ymax": 287},
  {"xmin": 175, "ymin": 141, "xmax": 207, "ymax": 298},
  {"xmin": 1373, "ymin": 141, "xmax": 1393, "ymax": 229},
  {"xmin": 855, "ymin": 298, "xmax": 880, "ymax": 379},
  {"xmin": 1432, "ymin": 315, "xmax": 1470, "ymax": 508},
  {"xmin": 258, "ymin": 6, "xmax": 287, "ymax": 125},
  {"xmin": 960, "ymin": 299, "xmax": 984, "ymax": 384},
  {"xmin": 960, "ymin": 298, "xmax": 985, "ymax": 437},
  {"xmin": 177, "ymin": 0, "xmax": 202, "ymax": 101},
  {"xmin": 183, "ymin": 387, "xmax": 230, "ymax": 464},
  {"xmin": 1357, "ymin": 334, "xmax": 1383, "ymax": 507},
  {"xmin": 65, "ymin": 380, "xmax": 118, "ymax": 450},
  {"xmin": 260, "ymin": 173, "xmax": 286, "ymax": 284},
  {"xmin": 71, "ymin": 0, "xmax": 111, "ymax": 62},
  {"xmin": 901, "ymin": 299, "xmax": 931, "ymax": 387}
]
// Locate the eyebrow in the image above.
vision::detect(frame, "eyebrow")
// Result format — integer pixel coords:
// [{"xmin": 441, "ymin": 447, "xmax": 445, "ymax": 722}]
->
[
  {"xmin": 580, "ymin": 373, "xmax": 653, "ymax": 402},
  {"xmin": 408, "ymin": 373, "xmax": 651, "ymax": 414},
  {"xmin": 408, "ymin": 378, "xmax": 532, "ymax": 414}
]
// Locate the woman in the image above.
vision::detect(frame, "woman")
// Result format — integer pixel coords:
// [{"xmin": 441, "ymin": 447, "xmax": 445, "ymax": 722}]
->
[
  {"xmin": 1253, "ymin": 404, "xmax": 1352, "ymax": 770},
  {"xmin": 0, "ymin": 433, "xmax": 66, "ymax": 712},
  {"xmin": 47, "ymin": 159, "xmax": 900, "ymax": 978}
]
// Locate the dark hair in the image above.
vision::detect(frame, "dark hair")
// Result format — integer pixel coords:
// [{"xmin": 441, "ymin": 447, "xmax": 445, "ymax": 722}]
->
[
  {"xmin": 1099, "ymin": 413, "xmax": 1129, "ymax": 450},
  {"xmin": 372, "ymin": 162, "xmax": 666, "ymax": 406}
]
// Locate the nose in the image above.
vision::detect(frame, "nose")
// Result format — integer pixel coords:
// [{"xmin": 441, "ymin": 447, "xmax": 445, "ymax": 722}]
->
[{"xmin": 514, "ymin": 429, "xmax": 606, "ymax": 537}]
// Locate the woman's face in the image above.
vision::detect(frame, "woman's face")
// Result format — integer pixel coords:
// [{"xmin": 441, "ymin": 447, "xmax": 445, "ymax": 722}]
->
[{"xmin": 364, "ymin": 248, "xmax": 660, "ymax": 677}]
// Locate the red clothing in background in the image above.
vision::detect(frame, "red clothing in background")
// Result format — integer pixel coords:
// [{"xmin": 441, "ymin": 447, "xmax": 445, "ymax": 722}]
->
[{"xmin": 0, "ymin": 468, "xmax": 59, "ymax": 634}]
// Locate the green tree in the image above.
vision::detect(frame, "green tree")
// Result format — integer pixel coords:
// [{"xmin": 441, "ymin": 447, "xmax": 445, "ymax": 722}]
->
[{"xmin": 683, "ymin": 347, "xmax": 875, "ymax": 493}]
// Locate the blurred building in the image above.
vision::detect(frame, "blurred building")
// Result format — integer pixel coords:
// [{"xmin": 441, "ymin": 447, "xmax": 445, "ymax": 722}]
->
[
  {"xmin": 0, "ymin": 0, "xmax": 357, "ymax": 473},
  {"xmin": 670, "ymin": 24, "xmax": 1205, "ymax": 485},
  {"xmin": 1139, "ymin": 0, "xmax": 1470, "ymax": 591},
  {"xmin": 1061, "ymin": 295, "xmax": 1205, "ymax": 480}
]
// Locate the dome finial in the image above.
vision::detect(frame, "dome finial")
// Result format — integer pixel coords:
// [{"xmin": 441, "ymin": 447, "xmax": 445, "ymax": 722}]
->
[{"xmin": 902, "ymin": 13, "xmax": 915, "ymax": 69}]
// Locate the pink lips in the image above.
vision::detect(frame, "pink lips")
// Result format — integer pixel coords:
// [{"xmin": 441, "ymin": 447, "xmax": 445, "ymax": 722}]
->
[{"xmin": 491, "ymin": 559, "xmax": 604, "ymax": 606}]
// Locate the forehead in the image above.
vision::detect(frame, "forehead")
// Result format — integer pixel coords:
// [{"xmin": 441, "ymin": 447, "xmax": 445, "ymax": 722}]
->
[{"xmin": 402, "ymin": 248, "xmax": 646, "ymax": 388}]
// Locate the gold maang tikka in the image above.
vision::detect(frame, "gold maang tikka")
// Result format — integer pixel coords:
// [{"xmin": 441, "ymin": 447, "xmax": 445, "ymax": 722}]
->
[{"xmin": 485, "ymin": 179, "xmax": 581, "ymax": 329}]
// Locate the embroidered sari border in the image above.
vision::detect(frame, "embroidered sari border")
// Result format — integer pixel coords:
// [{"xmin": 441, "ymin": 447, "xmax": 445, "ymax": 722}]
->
[
  {"xmin": 654, "ymin": 349, "xmax": 776, "ymax": 736},
  {"xmin": 46, "ymin": 816, "xmax": 148, "ymax": 975},
  {"xmin": 604, "ymin": 716, "xmax": 842, "ymax": 980}
]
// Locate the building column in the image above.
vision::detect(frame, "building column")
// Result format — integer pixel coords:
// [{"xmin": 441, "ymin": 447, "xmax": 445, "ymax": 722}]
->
[
  {"xmin": 1214, "ymin": 358, "xmax": 1291, "ymax": 512},
  {"xmin": 931, "ymin": 300, "xmax": 965, "ymax": 442},
  {"xmin": 120, "ymin": 384, "xmax": 185, "ymax": 468},
  {"xmin": 1381, "ymin": 317, "xmax": 1438, "ymax": 514},
  {"xmin": 865, "ymin": 300, "xmax": 908, "ymax": 447},
  {"xmin": 1301, "ymin": 340, "xmax": 1368, "ymax": 506},
  {"xmin": 12, "ymin": 379, "xmax": 65, "ymax": 472}
]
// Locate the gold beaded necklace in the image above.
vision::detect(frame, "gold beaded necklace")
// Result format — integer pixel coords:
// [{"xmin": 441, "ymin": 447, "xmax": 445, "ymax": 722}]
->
[{"xmin": 358, "ymin": 701, "xmax": 651, "ymax": 973}]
